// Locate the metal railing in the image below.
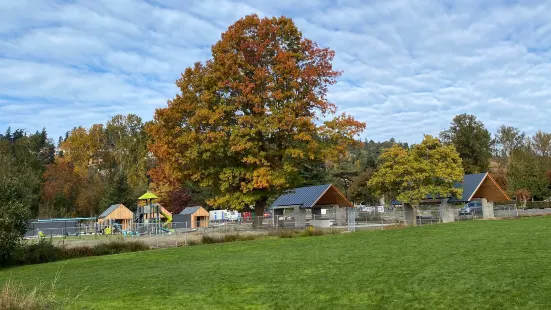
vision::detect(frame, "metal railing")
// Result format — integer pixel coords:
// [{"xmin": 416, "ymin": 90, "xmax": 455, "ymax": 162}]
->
[{"xmin": 24, "ymin": 204, "xmax": 525, "ymax": 247}]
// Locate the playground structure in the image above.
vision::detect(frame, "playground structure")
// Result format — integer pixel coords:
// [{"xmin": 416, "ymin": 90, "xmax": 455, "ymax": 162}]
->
[
  {"xmin": 134, "ymin": 202, "xmax": 173, "ymax": 234},
  {"xmin": 26, "ymin": 192, "xmax": 175, "ymax": 238}
]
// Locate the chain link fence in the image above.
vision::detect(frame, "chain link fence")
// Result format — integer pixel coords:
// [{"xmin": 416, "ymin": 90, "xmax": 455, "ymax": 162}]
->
[{"xmin": 25, "ymin": 202, "xmax": 525, "ymax": 248}]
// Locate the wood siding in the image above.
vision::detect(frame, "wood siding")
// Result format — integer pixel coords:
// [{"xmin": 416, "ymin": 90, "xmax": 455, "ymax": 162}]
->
[
  {"xmin": 189, "ymin": 207, "xmax": 209, "ymax": 228},
  {"xmin": 98, "ymin": 204, "xmax": 134, "ymax": 230},
  {"xmin": 315, "ymin": 185, "xmax": 353, "ymax": 208},
  {"xmin": 472, "ymin": 175, "xmax": 510, "ymax": 202}
]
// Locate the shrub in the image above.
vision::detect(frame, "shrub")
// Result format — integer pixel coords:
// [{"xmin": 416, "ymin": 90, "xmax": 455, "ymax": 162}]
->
[
  {"xmin": 237, "ymin": 234, "xmax": 258, "ymax": 241},
  {"xmin": 223, "ymin": 234, "xmax": 240, "ymax": 243},
  {"xmin": 202, "ymin": 233, "xmax": 261, "ymax": 244},
  {"xmin": 268, "ymin": 229, "xmax": 299, "ymax": 238},
  {"xmin": 524, "ymin": 201, "xmax": 551, "ymax": 210},
  {"xmin": 186, "ymin": 239, "xmax": 202, "ymax": 246},
  {"xmin": 12, "ymin": 240, "xmax": 58, "ymax": 265},
  {"xmin": 6, "ymin": 240, "xmax": 150, "ymax": 267},
  {"xmin": 202, "ymin": 235, "xmax": 224, "ymax": 244}
]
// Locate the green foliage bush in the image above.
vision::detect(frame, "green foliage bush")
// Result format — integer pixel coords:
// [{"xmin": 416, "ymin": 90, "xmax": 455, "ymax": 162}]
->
[
  {"xmin": 268, "ymin": 229, "xmax": 299, "ymax": 238},
  {"xmin": 6, "ymin": 240, "xmax": 149, "ymax": 267},
  {"xmin": 202, "ymin": 235, "xmax": 224, "ymax": 244},
  {"xmin": 13, "ymin": 240, "xmax": 58, "ymax": 265},
  {"xmin": 524, "ymin": 201, "xmax": 551, "ymax": 209},
  {"xmin": 268, "ymin": 228, "xmax": 342, "ymax": 238},
  {"xmin": 203, "ymin": 233, "xmax": 263, "ymax": 244}
]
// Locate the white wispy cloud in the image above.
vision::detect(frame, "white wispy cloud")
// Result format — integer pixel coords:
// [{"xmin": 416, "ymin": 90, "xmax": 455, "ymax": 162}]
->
[{"xmin": 1, "ymin": 0, "xmax": 551, "ymax": 143}]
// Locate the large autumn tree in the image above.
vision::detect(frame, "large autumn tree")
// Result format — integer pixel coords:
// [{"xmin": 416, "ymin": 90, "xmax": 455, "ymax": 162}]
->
[
  {"xmin": 148, "ymin": 15, "xmax": 365, "ymax": 221},
  {"xmin": 368, "ymin": 135, "xmax": 464, "ymax": 215}
]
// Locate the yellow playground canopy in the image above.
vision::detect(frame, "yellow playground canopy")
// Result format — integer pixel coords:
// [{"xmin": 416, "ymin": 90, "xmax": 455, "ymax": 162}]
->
[{"xmin": 138, "ymin": 192, "xmax": 159, "ymax": 201}]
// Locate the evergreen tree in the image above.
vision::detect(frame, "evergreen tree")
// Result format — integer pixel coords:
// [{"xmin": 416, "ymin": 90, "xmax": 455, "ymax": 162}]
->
[{"xmin": 440, "ymin": 114, "xmax": 492, "ymax": 174}]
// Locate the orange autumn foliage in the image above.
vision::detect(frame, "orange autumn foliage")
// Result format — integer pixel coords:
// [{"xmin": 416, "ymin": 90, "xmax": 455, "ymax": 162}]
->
[{"xmin": 147, "ymin": 15, "xmax": 365, "ymax": 215}]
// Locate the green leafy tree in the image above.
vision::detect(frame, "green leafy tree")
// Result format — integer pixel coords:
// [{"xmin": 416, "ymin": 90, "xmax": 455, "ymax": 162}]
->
[
  {"xmin": 0, "ymin": 177, "xmax": 31, "ymax": 265},
  {"xmin": 105, "ymin": 114, "xmax": 149, "ymax": 193},
  {"xmin": 508, "ymin": 146, "xmax": 550, "ymax": 200},
  {"xmin": 148, "ymin": 15, "xmax": 365, "ymax": 224},
  {"xmin": 363, "ymin": 138, "xmax": 408, "ymax": 169},
  {"xmin": 0, "ymin": 129, "xmax": 54, "ymax": 216},
  {"xmin": 348, "ymin": 169, "xmax": 378, "ymax": 205},
  {"xmin": 368, "ymin": 135, "xmax": 464, "ymax": 214},
  {"xmin": 440, "ymin": 114, "xmax": 492, "ymax": 174}
]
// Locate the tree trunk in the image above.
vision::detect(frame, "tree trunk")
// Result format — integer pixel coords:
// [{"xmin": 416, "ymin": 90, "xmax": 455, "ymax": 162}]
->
[
  {"xmin": 253, "ymin": 197, "xmax": 268, "ymax": 228},
  {"xmin": 403, "ymin": 203, "xmax": 418, "ymax": 226}
]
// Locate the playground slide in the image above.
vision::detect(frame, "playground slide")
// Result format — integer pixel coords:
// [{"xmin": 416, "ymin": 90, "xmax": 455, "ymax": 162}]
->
[{"xmin": 160, "ymin": 209, "xmax": 173, "ymax": 233}]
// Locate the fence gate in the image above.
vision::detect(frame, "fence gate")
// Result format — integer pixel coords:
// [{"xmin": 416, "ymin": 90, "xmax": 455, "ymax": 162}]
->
[{"xmin": 347, "ymin": 207, "xmax": 356, "ymax": 232}]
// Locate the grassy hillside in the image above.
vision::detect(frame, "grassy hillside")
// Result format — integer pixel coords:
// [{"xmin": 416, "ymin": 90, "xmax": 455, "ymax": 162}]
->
[{"xmin": 2, "ymin": 217, "xmax": 551, "ymax": 309}]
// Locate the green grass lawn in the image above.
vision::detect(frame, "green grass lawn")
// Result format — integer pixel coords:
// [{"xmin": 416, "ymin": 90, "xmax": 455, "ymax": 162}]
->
[{"xmin": 3, "ymin": 217, "xmax": 551, "ymax": 309}]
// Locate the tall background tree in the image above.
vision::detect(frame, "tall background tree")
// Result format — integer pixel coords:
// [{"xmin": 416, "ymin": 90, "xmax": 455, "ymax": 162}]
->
[
  {"xmin": 148, "ymin": 15, "xmax": 365, "ymax": 222},
  {"xmin": 494, "ymin": 125, "xmax": 526, "ymax": 158},
  {"xmin": 41, "ymin": 114, "xmax": 151, "ymax": 217},
  {"xmin": 440, "ymin": 114, "xmax": 492, "ymax": 174}
]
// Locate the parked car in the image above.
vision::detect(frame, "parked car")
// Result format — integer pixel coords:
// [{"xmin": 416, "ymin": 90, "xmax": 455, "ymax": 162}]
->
[{"xmin": 459, "ymin": 201, "xmax": 482, "ymax": 215}]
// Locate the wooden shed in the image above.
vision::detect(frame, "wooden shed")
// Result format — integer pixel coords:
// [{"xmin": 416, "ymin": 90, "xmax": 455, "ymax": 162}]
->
[
  {"xmin": 97, "ymin": 204, "xmax": 134, "ymax": 230},
  {"xmin": 173, "ymin": 206, "xmax": 209, "ymax": 228}
]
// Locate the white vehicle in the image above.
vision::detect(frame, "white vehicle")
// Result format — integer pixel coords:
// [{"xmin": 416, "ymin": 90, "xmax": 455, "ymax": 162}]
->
[{"xmin": 209, "ymin": 209, "xmax": 240, "ymax": 222}]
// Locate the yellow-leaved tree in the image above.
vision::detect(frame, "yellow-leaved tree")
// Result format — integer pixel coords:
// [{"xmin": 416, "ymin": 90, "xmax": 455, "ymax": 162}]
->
[{"xmin": 368, "ymin": 135, "xmax": 464, "ymax": 221}]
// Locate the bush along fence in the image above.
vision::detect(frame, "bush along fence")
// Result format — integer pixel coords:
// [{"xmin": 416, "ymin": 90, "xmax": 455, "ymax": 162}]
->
[{"xmin": 4, "ymin": 240, "xmax": 149, "ymax": 268}]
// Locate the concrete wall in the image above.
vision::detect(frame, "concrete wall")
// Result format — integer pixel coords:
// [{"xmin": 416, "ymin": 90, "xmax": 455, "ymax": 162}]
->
[
  {"xmin": 335, "ymin": 207, "xmax": 346, "ymax": 226},
  {"xmin": 439, "ymin": 199, "xmax": 455, "ymax": 223},
  {"xmin": 481, "ymin": 198, "xmax": 495, "ymax": 220},
  {"xmin": 273, "ymin": 209, "xmax": 284, "ymax": 227},
  {"xmin": 294, "ymin": 206, "xmax": 306, "ymax": 228}
]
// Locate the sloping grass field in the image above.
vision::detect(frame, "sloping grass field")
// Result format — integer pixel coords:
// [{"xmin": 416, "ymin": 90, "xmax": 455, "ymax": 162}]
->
[{"xmin": 2, "ymin": 217, "xmax": 551, "ymax": 309}]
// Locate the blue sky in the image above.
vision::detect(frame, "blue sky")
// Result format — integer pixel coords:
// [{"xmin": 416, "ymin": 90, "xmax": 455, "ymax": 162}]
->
[{"xmin": 1, "ymin": 0, "xmax": 551, "ymax": 143}]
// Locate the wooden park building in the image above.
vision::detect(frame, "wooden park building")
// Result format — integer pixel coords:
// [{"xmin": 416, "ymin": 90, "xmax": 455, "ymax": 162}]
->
[{"xmin": 97, "ymin": 204, "xmax": 134, "ymax": 230}]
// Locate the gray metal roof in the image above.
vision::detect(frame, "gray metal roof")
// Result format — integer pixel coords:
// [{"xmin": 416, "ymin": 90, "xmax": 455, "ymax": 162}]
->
[
  {"xmin": 180, "ymin": 206, "xmax": 202, "ymax": 215},
  {"xmin": 98, "ymin": 204, "xmax": 121, "ymax": 218},
  {"xmin": 270, "ymin": 184, "xmax": 331, "ymax": 209},
  {"xmin": 461, "ymin": 173, "xmax": 487, "ymax": 201}
]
